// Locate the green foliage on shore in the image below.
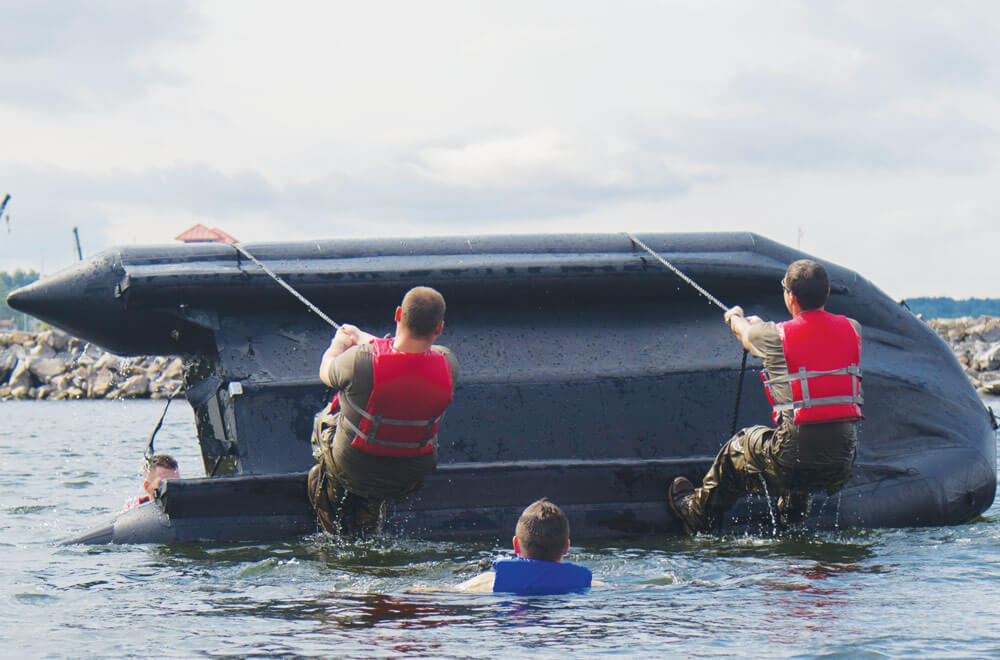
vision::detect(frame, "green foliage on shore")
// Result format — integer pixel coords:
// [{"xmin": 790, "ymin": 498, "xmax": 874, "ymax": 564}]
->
[
  {"xmin": 906, "ymin": 297, "xmax": 1000, "ymax": 319},
  {"xmin": 1, "ymin": 269, "xmax": 40, "ymax": 325}
]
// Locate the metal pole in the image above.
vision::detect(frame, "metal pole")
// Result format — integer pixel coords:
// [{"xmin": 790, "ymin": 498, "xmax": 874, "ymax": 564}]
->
[{"xmin": 72, "ymin": 227, "xmax": 83, "ymax": 261}]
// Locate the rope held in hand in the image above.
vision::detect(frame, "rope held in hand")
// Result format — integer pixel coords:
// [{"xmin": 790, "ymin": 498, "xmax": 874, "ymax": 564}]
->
[{"xmin": 621, "ymin": 231, "xmax": 749, "ymax": 437}]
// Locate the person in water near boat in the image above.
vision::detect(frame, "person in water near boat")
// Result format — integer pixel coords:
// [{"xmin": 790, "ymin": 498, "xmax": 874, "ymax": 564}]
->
[
  {"xmin": 308, "ymin": 286, "xmax": 459, "ymax": 537},
  {"xmin": 669, "ymin": 259, "xmax": 863, "ymax": 533},
  {"xmin": 123, "ymin": 454, "xmax": 179, "ymax": 510},
  {"xmin": 458, "ymin": 498, "xmax": 592, "ymax": 594}
]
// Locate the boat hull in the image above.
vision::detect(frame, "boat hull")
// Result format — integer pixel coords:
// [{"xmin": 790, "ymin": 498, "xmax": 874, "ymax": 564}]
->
[{"xmin": 10, "ymin": 232, "xmax": 994, "ymax": 544}]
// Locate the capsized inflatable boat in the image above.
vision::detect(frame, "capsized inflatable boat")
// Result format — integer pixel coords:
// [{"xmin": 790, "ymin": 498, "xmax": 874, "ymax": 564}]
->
[{"xmin": 8, "ymin": 233, "xmax": 995, "ymax": 544}]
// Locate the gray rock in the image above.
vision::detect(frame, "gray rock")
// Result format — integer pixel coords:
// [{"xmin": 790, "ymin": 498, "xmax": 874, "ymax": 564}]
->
[
  {"xmin": 163, "ymin": 358, "xmax": 184, "ymax": 379},
  {"xmin": 29, "ymin": 343, "xmax": 56, "ymax": 359},
  {"xmin": 8, "ymin": 360, "xmax": 34, "ymax": 391},
  {"xmin": 40, "ymin": 329, "xmax": 70, "ymax": 351},
  {"xmin": 979, "ymin": 379, "xmax": 1000, "ymax": 395},
  {"xmin": 93, "ymin": 352, "xmax": 122, "ymax": 372},
  {"xmin": 0, "ymin": 347, "xmax": 18, "ymax": 383},
  {"xmin": 973, "ymin": 344, "xmax": 1000, "ymax": 372},
  {"xmin": 75, "ymin": 344, "xmax": 103, "ymax": 366},
  {"xmin": 3, "ymin": 331, "xmax": 33, "ymax": 346},
  {"xmin": 112, "ymin": 374, "xmax": 149, "ymax": 398},
  {"xmin": 28, "ymin": 356, "xmax": 69, "ymax": 382},
  {"xmin": 49, "ymin": 372, "xmax": 73, "ymax": 391},
  {"xmin": 968, "ymin": 319, "xmax": 1000, "ymax": 344},
  {"xmin": 90, "ymin": 368, "xmax": 115, "ymax": 398}
]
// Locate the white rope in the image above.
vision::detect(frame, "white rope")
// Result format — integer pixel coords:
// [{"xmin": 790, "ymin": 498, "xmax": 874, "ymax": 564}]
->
[
  {"xmin": 621, "ymin": 232, "xmax": 729, "ymax": 311},
  {"xmin": 233, "ymin": 243, "xmax": 340, "ymax": 329}
]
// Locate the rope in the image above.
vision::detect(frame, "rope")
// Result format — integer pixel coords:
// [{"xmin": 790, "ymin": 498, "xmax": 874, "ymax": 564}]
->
[
  {"xmin": 232, "ymin": 243, "xmax": 340, "ymax": 330},
  {"xmin": 233, "ymin": 242, "xmax": 339, "ymax": 417},
  {"xmin": 621, "ymin": 232, "xmax": 728, "ymax": 312},
  {"xmin": 731, "ymin": 349, "xmax": 748, "ymax": 436},
  {"xmin": 621, "ymin": 231, "xmax": 750, "ymax": 438},
  {"xmin": 144, "ymin": 384, "xmax": 183, "ymax": 463}
]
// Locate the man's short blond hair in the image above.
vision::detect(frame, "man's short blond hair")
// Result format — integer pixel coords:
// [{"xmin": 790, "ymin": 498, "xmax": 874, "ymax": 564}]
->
[
  {"xmin": 400, "ymin": 286, "xmax": 446, "ymax": 337},
  {"xmin": 515, "ymin": 498, "xmax": 570, "ymax": 562}
]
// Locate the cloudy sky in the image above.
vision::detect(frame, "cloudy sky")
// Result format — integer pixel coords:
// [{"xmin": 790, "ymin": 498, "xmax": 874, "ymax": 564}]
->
[{"xmin": 1, "ymin": 1, "xmax": 997, "ymax": 298}]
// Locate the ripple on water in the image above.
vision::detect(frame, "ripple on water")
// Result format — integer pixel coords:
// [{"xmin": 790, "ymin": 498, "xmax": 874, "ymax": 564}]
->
[
  {"xmin": 8, "ymin": 504, "xmax": 55, "ymax": 515},
  {"xmin": 13, "ymin": 591, "xmax": 58, "ymax": 604},
  {"xmin": 3, "ymin": 400, "xmax": 1000, "ymax": 658}
]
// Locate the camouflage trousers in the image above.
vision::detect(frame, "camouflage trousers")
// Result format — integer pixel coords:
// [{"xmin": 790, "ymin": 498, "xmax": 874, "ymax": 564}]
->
[
  {"xmin": 308, "ymin": 411, "xmax": 387, "ymax": 538},
  {"xmin": 693, "ymin": 421, "xmax": 857, "ymax": 528},
  {"xmin": 308, "ymin": 410, "xmax": 434, "ymax": 538}
]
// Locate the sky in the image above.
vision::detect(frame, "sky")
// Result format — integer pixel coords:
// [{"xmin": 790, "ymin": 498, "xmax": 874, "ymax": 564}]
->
[{"xmin": 1, "ymin": 1, "xmax": 998, "ymax": 299}]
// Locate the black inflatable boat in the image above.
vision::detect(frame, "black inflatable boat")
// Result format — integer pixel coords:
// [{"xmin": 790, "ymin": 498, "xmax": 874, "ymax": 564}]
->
[{"xmin": 8, "ymin": 232, "xmax": 995, "ymax": 544}]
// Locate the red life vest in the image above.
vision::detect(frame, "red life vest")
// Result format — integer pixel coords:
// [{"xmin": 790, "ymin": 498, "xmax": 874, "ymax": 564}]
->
[
  {"xmin": 333, "ymin": 337, "xmax": 454, "ymax": 458},
  {"xmin": 122, "ymin": 495, "xmax": 150, "ymax": 511},
  {"xmin": 762, "ymin": 310, "xmax": 863, "ymax": 425}
]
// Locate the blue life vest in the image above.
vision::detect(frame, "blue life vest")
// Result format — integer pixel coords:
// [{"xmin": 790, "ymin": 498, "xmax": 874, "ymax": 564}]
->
[{"xmin": 492, "ymin": 557, "xmax": 592, "ymax": 594}]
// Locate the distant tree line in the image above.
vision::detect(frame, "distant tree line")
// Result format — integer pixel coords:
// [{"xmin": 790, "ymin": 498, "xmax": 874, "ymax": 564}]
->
[
  {"xmin": 905, "ymin": 297, "xmax": 1000, "ymax": 319},
  {"xmin": 0, "ymin": 269, "xmax": 40, "ymax": 325}
]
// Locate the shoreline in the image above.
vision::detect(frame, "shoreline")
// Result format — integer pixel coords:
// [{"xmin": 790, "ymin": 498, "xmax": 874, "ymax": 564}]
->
[
  {"xmin": 0, "ymin": 329, "xmax": 183, "ymax": 401},
  {"xmin": 2, "ymin": 316, "xmax": 999, "ymax": 400},
  {"xmin": 924, "ymin": 316, "xmax": 1000, "ymax": 396}
]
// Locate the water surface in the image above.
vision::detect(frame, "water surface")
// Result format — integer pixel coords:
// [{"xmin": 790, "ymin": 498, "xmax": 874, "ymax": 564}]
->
[{"xmin": 2, "ymin": 399, "xmax": 999, "ymax": 658}]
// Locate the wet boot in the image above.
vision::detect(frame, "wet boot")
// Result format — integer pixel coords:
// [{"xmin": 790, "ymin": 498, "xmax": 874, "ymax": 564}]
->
[
  {"xmin": 308, "ymin": 463, "xmax": 341, "ymax": 535},
  {"xmin": 777, "ymin": 491, "xmax": 814, "ymax": 528},
  {"xmin": 668, "ymin": 477, "xmax": 710, "ymax": 534},
  {"xmin": 308, "ymin": 464, "xmax": 388, "ymax": 538},
  {"xmin": 340, "ymin": 493, "xmax": 388, "ymax": 538}
]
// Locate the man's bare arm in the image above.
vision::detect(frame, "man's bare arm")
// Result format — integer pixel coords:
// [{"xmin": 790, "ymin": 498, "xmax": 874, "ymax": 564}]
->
[
  {"xmin": 318, "ymin": 324, "xmax": 377, "ymax": 386},
  {"xmin": 724, "ymin": 306, "xmax": 763, "ymax": 352}
]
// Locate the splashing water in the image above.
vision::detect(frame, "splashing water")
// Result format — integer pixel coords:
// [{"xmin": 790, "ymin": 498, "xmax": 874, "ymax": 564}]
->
[
  {"xmin": 757, "ymin": 474, "xmax": 778, "ymax": 536},
  {"xmin": 835, "ymin": 490, "xmax": 843, "ymax": 530}
]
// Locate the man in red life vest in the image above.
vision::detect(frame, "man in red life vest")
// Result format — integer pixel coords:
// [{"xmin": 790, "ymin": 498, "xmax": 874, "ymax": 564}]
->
[
  {"xmin": 669, "ymin": 259, "xmax": 862, "ymax": 533},
  {"xmin": 308, "ymin": 286, "xmax": 459, "ymax": 537},
  {"xmin": 123, "ymin": 454, "xmax": 179, "ymax": 510}
]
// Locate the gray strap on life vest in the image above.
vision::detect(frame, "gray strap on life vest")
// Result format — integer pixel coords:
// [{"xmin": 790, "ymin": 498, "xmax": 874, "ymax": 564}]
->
[
  {"xmin": 767, "ymin": 365, "xmax": 864, "ymax": 413},
  {"xmin": 339, "ymin": 392, "xmax": 441, "ymax": 448}
]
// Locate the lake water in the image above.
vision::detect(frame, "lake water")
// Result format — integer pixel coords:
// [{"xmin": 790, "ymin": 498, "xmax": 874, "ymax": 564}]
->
[{"xmin": 2, "ymin": 398, "xmax": 1000, "ymax": 658}]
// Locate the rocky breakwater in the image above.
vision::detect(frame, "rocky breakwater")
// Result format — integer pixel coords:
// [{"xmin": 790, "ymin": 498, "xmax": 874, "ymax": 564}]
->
[
  {"xmin": 0, "ymin": 330, "xmax": 184, "ymax": 400},
  {"xmin": 926, "ymin": 316, "xmax": 1000, "ymax": 396}
]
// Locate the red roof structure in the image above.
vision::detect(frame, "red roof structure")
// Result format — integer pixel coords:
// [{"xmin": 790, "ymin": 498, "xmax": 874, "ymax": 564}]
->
[{"xmin": 174, "ymin": 224, "xmax": 238, "ymax": 244}]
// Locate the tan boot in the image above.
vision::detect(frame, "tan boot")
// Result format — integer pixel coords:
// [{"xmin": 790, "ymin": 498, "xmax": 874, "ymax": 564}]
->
[
  {"xmin": 668, "ymin": 477, "xmax": 709, "ymax": 534},
  {"xmin": 307, "ymin": 464, "xmax": 341, "ymax": 535}
]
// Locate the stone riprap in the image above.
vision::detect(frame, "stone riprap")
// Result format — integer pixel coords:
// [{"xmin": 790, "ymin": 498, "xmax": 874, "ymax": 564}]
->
[
  {"xmin": 2, "ymin": 318, "xmax": 998, "ymax": 400},
  {"xmin": 0, "ymin": 329, "xmax": 183, "ymax": 401},
  {"xmin": 925, "ymin": 316, "xmax": 1000, "ymax": 396}
]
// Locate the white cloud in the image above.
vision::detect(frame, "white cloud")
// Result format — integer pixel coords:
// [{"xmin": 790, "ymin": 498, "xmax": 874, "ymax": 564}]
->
[{"xmin": 1, "ymin": 1, "xmax": 999, "ymax": 298}]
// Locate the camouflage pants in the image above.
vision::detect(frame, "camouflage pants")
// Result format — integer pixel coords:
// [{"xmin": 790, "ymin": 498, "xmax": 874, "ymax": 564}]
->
[
  {"xmin": 308, "ymin": 410, "xmax": 434, "ymax": 537},
  {"xmin": 308, "ymin": 411, "xmax": 387, "ymax": 538},
  {"xmin": 694, "ymin": 421, "xmax": 857, "ymax": 528}
]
